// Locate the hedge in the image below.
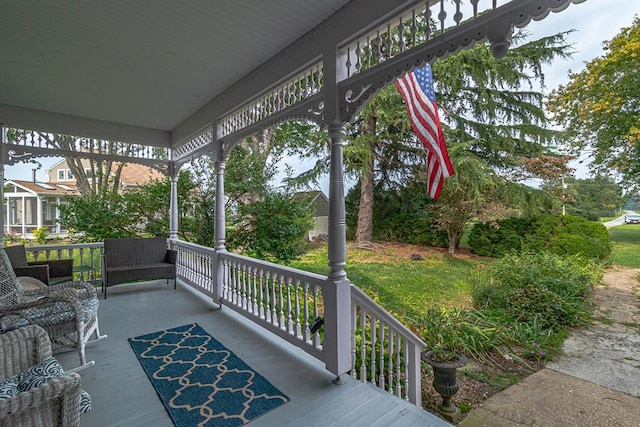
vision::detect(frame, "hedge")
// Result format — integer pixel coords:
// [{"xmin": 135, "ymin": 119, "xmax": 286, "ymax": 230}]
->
[{"xmin": 468, "ymin": 214, "xmax": 611, "ymax": 260}]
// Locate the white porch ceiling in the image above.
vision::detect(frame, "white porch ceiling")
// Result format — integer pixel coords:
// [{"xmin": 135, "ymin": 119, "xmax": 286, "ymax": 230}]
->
[
  {"xmin": 1, "ymin": 0, "xmax": 353, "ymax": 143},
  {"xmin": 1, "ymin": 0, "xmax": 583, "ymax": 151}
]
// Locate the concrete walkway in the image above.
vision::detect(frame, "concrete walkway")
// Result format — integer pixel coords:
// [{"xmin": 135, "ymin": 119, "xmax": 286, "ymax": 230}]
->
[
  {"xmin": 459, "ymin": 368, "xmax": 640, "ymax": 426},
  {"xmin": 460, "ymin": 267, "xmax": 640, "ymax": 426}
]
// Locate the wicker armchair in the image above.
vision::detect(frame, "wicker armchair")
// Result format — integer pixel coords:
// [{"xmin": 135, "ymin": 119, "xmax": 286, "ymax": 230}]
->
[
  {"xmin": 0, "ymin": 325, "xmax": 90, "ymax": 427},
  {"xmin": 0, "ymin": 249, "xmax": 106, "ymax": 372},
  {"xmin": 4, "ymin": 245, "xmax": 74, "ymax": 286}
]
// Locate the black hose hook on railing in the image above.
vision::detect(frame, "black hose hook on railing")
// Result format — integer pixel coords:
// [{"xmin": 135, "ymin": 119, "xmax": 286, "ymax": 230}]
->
[{"xmin": 309, "ymin": 316, "xmax": 324, "ymax": 334}]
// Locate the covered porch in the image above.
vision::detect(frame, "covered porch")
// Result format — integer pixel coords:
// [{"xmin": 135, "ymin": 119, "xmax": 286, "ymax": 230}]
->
[
  {"xmin": 1, "ymin": 0, "xmax": 584, "ymax": 424},
  {"xmin": 54, "ymin": 278, "xmax": 446, "ymax": 426}
]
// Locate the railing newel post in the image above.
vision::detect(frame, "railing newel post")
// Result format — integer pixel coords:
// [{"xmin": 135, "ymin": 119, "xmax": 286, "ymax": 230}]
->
[{"xmin": 406, "ymin": 341, "xmax": 422, "ymax": 406}]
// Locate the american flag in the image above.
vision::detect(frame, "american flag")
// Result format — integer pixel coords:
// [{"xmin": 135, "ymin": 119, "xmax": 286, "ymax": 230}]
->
[{"xmin": 396, "ymin": 64, "xmax": 454, "ymax": 200}]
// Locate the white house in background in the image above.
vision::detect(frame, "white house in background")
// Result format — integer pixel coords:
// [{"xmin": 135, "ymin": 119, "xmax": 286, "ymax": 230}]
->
[
  {"xmin": 294, "ymin": 191, "xmax": 329, "ymax": 241},
  {"xmin": 3, "ymin": 179, "xmax": 77, "ymax": 238},
  {"xmin": 3, "ymin": 160, "xmax": 163, "ymax": 239},
  {"xmin": 46, "ymin": 158, "xmax": 164, "ymax": 189}
]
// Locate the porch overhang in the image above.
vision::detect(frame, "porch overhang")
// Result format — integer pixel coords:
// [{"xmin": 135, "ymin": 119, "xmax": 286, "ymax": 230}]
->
[{"xmin": 1, "ymin": 0, "xmax": 584, "ymax": 158}]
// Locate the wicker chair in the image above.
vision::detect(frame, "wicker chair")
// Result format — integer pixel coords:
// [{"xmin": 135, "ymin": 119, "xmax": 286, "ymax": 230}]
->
[
  {"xmin": 4, "ymin": 245, "xmax": 73, "ymax": 286},
  {"xmin": 0, "ymin": 249, "xmax": 106, "ymax": 372},
  {"xmin": 0, "ymin": 325, "xmax": 89, "ymax": 427}
]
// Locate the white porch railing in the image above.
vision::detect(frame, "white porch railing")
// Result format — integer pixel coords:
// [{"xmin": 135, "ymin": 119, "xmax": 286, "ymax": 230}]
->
[
  {"xmin": 21, "ymin": 240, "xmax": 427, "ymax": 407},
  {"xmin": 170, "ymin": 239, "xmax": 217, "ymax": 298},
  {"xmin": 219, "ymin": 251, "xmax": 326, "ymax": 362},
  {"xmin": 350, "ymin": 286, "xmax": 427, "ymax": 406},
  {"xmin": 170, "ymin": 239, "xmax": 427, "ymax": 407}
]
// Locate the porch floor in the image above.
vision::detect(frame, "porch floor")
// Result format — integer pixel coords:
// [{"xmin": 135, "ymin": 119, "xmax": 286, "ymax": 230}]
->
[{"xmin": 55, "ymin": 280, "xmax": 450, "ymax": 427}]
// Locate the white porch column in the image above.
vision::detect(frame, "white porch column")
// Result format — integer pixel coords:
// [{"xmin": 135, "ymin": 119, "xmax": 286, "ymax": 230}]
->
[
  {"xmin": 36, "ymin": 196, "xmax": 43, "ymax": 230},
  {"xmin": 327, "ymin": 122, "xmax": 347, "ymax": 281},
  {"xmin": 169, "ymin": 172, "xmax": 179, "ymax": 239},
  {"xmin": 323, "ymin": 122, "xmax": 352, "ymax": 380},
  {"xmin": 20, "ymin": 196, "xmax": 26, "ymax": 237},
  {"xmin": 4, "ymin": 199, "xmax": 8, "ymax": 239},
  {"xmin": 214, "ymin": 160, "xmax": 226, "ymax": 252},
  {"xmin": 213, "ymin": 151, "xmax": 226, "ymax": 305},
  {"xmin": 320, "ymin": 43, "xmax": 352, "ymax": 380}
]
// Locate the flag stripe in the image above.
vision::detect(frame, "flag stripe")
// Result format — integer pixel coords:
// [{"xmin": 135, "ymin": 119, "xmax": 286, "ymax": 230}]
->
[
  {"xmin": 426, "ymin": 151, "xmax": 443, "ymax": 200},
  {"xmin": 396, "ymin": 73, "xmax": 454, "ymax": 176},
  {"xmin": 396, "ymin": 76, "xmax": 449, "ymax": 172},
  {"xmin": 396, "ymin": 64, "xmax": 453, "ymax": 200}
]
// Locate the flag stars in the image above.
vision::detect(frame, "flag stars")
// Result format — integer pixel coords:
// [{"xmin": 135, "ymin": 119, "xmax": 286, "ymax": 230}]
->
[{"xmin": 414, "ymin": 66, "xmax": 436, "ymax": 102}]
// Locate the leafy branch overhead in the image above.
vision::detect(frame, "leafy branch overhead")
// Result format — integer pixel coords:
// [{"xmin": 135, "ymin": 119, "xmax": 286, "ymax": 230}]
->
[{"xmin": 547, "ymin": 17, "xmax": 640, "ymax": 190}]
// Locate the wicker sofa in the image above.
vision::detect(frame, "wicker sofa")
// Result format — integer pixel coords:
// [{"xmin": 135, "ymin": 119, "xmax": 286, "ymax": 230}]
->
[
  {"xmin": 102, "ymin": 238, "xmax": 177, "ymax": 299},
  {"xmin": 0, "ymin": 325, "xmax": 91, "ymax": 427},
  {"xmin": 4, "ymin": 245, "xmax": 73, "ymax": 286}
]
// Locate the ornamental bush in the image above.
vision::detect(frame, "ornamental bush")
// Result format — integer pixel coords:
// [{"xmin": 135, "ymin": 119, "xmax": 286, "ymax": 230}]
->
[
  {"xmin": 468, "ymin": 214, "xmax": 611, "ymax": 260},
  {"xmin": 472, "ymin": 251, "xmax": 601, "ymax": 328},
  {"xmin": 226, "ymin": 192, "xmax": 314, "ymax": 263}
]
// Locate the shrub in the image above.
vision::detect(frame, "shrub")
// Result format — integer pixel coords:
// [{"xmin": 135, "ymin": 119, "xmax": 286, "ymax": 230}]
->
[
  {"xmin": 345, "ymin": 182, "xmax": 448, "ymax": 247},
  {"xmin": 32, "ymin": 226, "xmax": 49, "ymax": 245},
  {"xmin": 548, "ymin": 215, "xmax": 611, "ymax": 259},
  {"xmin": 226, "ymin": 192, "xmax": 314, "ymax": 263},
  {"xmin": 467, "ymin": 217, "xmax": 529, "ymax": 257},
  {"xmin": 408, "ymin": 308, "xmax": 504, "ymax": 360},
  {"xmin": 374, "ymin": 212, "xmax": 448, "ymax": 246},
  {"xmin": 473, "ymin": 251, "xmax": 601, "ymax": 328},
  {"xmin": 468, "ymin": 214, "xmax": 611, "ymax": 260}
]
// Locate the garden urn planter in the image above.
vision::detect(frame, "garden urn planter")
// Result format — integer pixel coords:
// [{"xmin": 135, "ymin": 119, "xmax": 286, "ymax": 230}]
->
[{"xmin": 422, "ymin": 349, "xmax": 468, "ymax": 423}]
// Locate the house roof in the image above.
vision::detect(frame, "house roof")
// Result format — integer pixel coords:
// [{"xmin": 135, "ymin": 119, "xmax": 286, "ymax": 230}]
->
[
  {"xmin": 6, "ymin": 160, "xmax": 162, "ymax": 195},
  {"xmin": 6, "ymin": 180, "xmax": 79, "ymax": 196},
  {"xmin": 45, "ymin": 160, "xmax": 165, "ymax": 186},
  {"xmin": 294, "ymin": 191, "xmax": 330, "ymax": 217},
  {"xmin": 294, "ymin": 191, "xmax": 329, "ymax": 203},
  {"xmin": 119, "ymin": 163, "xmax": 165, "ymax": 186}
]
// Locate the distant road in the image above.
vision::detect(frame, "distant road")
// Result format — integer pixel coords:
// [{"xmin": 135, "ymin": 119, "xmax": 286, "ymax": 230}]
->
[{"xmin": 603, "ymin": 212, "xmax": 631, "ymax": 228}]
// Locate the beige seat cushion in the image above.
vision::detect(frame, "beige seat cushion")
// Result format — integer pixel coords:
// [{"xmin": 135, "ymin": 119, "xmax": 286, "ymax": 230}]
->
[{"xmin": 16, "ymin": 276, "xmax": 47, "ymax": 291}]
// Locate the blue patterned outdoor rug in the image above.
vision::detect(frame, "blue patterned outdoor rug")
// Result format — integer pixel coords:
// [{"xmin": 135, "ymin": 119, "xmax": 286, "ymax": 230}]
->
[{"xmin": 128, "ymin": 323, "xmax": 289, "ymax": 426}]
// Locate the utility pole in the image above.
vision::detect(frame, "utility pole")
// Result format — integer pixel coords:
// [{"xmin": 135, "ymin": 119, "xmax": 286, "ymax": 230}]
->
[{"xmin": 561, "ymin": 176, "xmax": 566, "ymax": 216}]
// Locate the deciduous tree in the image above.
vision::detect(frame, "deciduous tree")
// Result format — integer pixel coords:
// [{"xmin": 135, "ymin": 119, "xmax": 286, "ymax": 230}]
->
[{"xmin": 547, "ymin": 17, "xmax": 640, "ymax": 189}]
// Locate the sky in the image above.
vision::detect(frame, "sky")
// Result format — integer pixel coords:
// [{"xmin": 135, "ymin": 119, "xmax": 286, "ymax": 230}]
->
[{"xmin": 5, "ymin": 0, "xmax": 640, "ymax": 189}]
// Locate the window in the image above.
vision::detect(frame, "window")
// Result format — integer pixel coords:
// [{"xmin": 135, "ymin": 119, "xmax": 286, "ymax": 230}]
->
[
  {"xmin": 85, "ymin": 168, "xmax": 94, "ymax": 178},
  {"xmin": 57, "ymin": 169, "xmax": 65, "ymax": 180},
  {"xmin": 66, "ymin": 169, "xmax": 74, "ymax": 180}
]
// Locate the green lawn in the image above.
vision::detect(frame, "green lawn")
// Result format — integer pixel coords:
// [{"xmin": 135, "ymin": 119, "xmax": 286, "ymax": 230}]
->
[
  {"xmin": 608, "ymin": 224, "xmax": 640, "ymax": 268},
  {"xmin": 290, "ymin": 228, "xmax": 632, "ymax": 319},
  {"xmin": 288, "ymin": 244, "xmax": 488, "ymax": 317}
]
